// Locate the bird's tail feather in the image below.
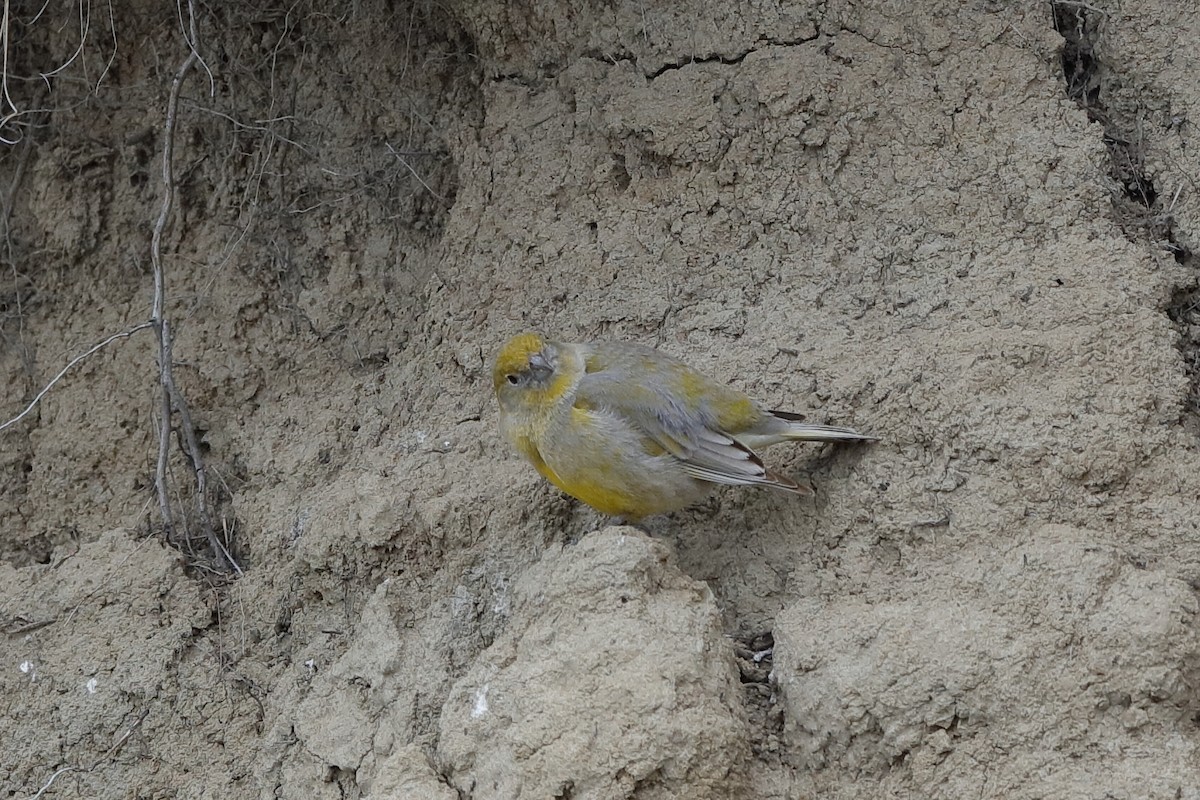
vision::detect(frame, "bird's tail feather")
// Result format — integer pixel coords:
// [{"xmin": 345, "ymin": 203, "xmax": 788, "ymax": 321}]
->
[
  {"xmin": 733, "ymin": 410, "xmax": 878, "ymax": 449},
  {"xmin": 780, "ymin": 422, "xmax": 878, "ymax": 442}
]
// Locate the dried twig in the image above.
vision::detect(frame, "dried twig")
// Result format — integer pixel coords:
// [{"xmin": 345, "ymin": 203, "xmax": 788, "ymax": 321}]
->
[
  {"xmin": 0, "ymin": 0, "xmax": 23, "ymax": 144},
  {"xmin": 150, "ymin": 0, "xmax": 234, "ymax": 572},
  {"xmin": 217, "ymin": 515, "xmax": 243, "ymax": 575},
  {"xmin": 27, "ymin": 708, "xmax": 149, "ymax": 799},
  {"xmin": 2, "ymin": 88, "xmax": 46, "ymax": 376},
  {"xmin": 4, "ymin": 616, "xmax": 57, "ymax": 635},
  {"xmin": 27, "ymin": 766, "xmax": 73, "ymax": 800},
  {"xmin": 385, "ymin": 140, "xmax": 449, "ymax": 204},
  {"xmin": 0, "ymin": 322, "xmax": 155, "ymax": 434}
]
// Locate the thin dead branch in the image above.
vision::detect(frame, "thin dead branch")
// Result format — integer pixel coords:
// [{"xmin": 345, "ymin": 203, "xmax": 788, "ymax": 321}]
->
[
  {"xmin": 0, "ymin": 0, "xmax": 117, "ymax": 144},
  {"xmin": 0, "ymin": 0, "xmax": 21, "ymax": 144},
  {"xmin": 0, "ymin": 322, "xmax": 154, "ymax": 433},
  {"xmin": 151, "ymin": 0, "xmax": 235, "ymax": 572},
  {"xmin": 27, "ymin": 708, "xmax": 149, "ymax": 800},
  {"xmin": 385, "ymin": 140, "xmax": 449, "ymax": 204},
  {"xmin": 2, "ymin": 123, "xmax": 44, "ymax": 378},
  {"xmin": 3, "ymin": 616, "xmax": 56, "ymax": 635}
]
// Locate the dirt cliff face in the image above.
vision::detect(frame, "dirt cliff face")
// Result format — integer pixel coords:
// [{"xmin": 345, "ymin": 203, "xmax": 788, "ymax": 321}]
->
[{"xmin": 2, "ymin": 1, "xmax": 1199, "ymax": 797}]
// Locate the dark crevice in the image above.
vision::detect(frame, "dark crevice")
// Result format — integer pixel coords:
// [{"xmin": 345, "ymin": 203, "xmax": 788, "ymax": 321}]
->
[
  {"xmin": 578, "ymin": 48, "xmax": 639, "ymax": 72},
  {"xmin": 837, "ymin": 26, "xmax": 938, "ymax": 59},
  {"xmin": 573, "ymin": 46, "xmax": 758, "ymax": 80},
  {"xmin": 734, "ymin": 631, "xmax": 784, "ymax": 760},
  {"xmin": 644, "ymin": 33, "xmax": 821, "ymax": 79},
  {"xmin": 644, "ymin": 49, "xmax": 753, "ymax": 79},
  {"xmin": 1056, "ymin": 4, "xmax": 1102, "ymax": 107},
  {"xmin": 1167, "ymin": 288, "xmax": 1200, "ymax": 417},
  {"xmin": 494, "ymin": 33, "xmax": 823, "ymax": 84},
  {"xmin": 1053, "ymin": 2, "xmax": 1191, "ymax": 265}
]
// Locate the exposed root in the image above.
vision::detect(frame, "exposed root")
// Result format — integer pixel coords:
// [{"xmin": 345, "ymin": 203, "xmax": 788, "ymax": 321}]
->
[{"xmin": 150, "ymin": 0, "xmax": 237, "ymax": 574}]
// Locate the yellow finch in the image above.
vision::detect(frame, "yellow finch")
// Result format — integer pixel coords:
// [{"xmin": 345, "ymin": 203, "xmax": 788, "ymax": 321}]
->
[{"xmin": 492, "ymin": 332, "xmax": 874, "ymax": 519}]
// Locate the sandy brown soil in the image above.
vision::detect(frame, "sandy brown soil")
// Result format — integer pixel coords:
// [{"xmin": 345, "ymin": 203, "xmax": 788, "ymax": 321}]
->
[{"xmin": 2, "ymin": 1, "xmax": 1200, "ymax": 797}]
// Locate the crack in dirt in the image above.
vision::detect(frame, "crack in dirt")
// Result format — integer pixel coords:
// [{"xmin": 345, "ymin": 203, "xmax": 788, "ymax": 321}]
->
[
  {"xmin": 493, "ymin": 33, "xmax": 824, "ymax": 84},
  {"xmin": 492, "ymin": 21, "xmax": 953, "ymax": 86},
  {"xmin": 571, "ymin": 45, "xmax": 759, "ymax": 79},
  {"xmin": 1052, "ymin": 2, "xmax": 1190, "ymax": 262},
  {"xmin": 834, "ymin": 26, "xmax": 944, "ymax": 59},
  {"xmin": 1051, "ymin": 1, "xmax": 1200, "ymax": 416},
  {"xmin": 642, "ymin": 34, "xmax": 821, "ymax": 79},
  {"xmin": 642, "ymin": 49, "xmax": 754, "ymax": 78}
]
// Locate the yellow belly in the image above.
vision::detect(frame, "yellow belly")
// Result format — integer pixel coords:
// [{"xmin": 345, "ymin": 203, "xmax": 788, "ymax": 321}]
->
[
  {"xmin": 514, "ymin": 434, "xmax": 645, "ymax": 516},
  {"xmin": 552, "ymin": 472, "xmax": 647, "ymax": 517}
]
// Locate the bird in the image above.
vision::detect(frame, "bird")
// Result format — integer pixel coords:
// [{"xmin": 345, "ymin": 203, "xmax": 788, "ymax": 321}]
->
[{"xmin": 492, "ymin": 332, "xmax": 875, "ymax": 520}]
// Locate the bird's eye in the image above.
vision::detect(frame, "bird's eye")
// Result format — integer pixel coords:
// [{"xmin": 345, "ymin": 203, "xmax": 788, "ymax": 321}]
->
[{"xmin": 506, "ymin": 374, "xmax": 519, "ymax": 385}]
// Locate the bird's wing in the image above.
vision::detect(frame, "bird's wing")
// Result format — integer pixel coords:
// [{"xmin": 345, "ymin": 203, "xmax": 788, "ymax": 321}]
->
[
  {"xmin": 576, "ymin": 346, "xmax": 794, "ymax": 489},
  {"xmin": 674, "ymin": 425, "xmax": 774, "ymax": 485}
]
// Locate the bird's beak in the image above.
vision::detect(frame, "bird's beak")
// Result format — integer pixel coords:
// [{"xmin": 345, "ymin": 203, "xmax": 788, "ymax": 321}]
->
[{"xmin": 528, "ymin": 350, "xmax": 552, "ymax": 377}]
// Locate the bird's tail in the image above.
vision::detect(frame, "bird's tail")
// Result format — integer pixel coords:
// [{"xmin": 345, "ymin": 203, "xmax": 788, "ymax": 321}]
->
[
  {"xmin": 734, "ymin": 412, "xmax": 878, "ymax": 450},
  {"xmin": 777, "ymin": 422, "xmax": 878, "ymax": 442}
]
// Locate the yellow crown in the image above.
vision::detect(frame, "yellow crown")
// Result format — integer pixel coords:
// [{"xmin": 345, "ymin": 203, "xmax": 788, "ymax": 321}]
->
[{"xmin": 493, "ymin": 332, "xmax": 547, "ymax": 383}]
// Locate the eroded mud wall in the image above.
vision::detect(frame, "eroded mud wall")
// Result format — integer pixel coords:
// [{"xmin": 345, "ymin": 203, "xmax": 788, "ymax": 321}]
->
[{"xmin": 2, "ymin": 2, "xmax": 1199, "ymax": 798}]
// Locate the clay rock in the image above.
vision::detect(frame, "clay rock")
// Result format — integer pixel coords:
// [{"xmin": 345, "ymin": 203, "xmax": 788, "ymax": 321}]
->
[
  {"xmin": 438, "ymin": 526, "xmax": 747, "ymax": 799},
  {"xmin": 773, "ymin": 593, "xmax": 1005, "ymax": 774},
  {"xmin": 292, "ymin": 577, "xmax": 454, "ymax": 773},
  {"xmin": 773, "ymin": 525, "xmax": 1200, "ymax": 788},
  {"xmin": 364, "ymin": 745, "xmax": 458, "ymax": 800}
]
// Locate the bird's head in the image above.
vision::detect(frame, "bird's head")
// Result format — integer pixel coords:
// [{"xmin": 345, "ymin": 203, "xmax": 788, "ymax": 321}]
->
[{"xmin": 493, "ymin": 332, "xmax": 571, "ymax": 413}]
